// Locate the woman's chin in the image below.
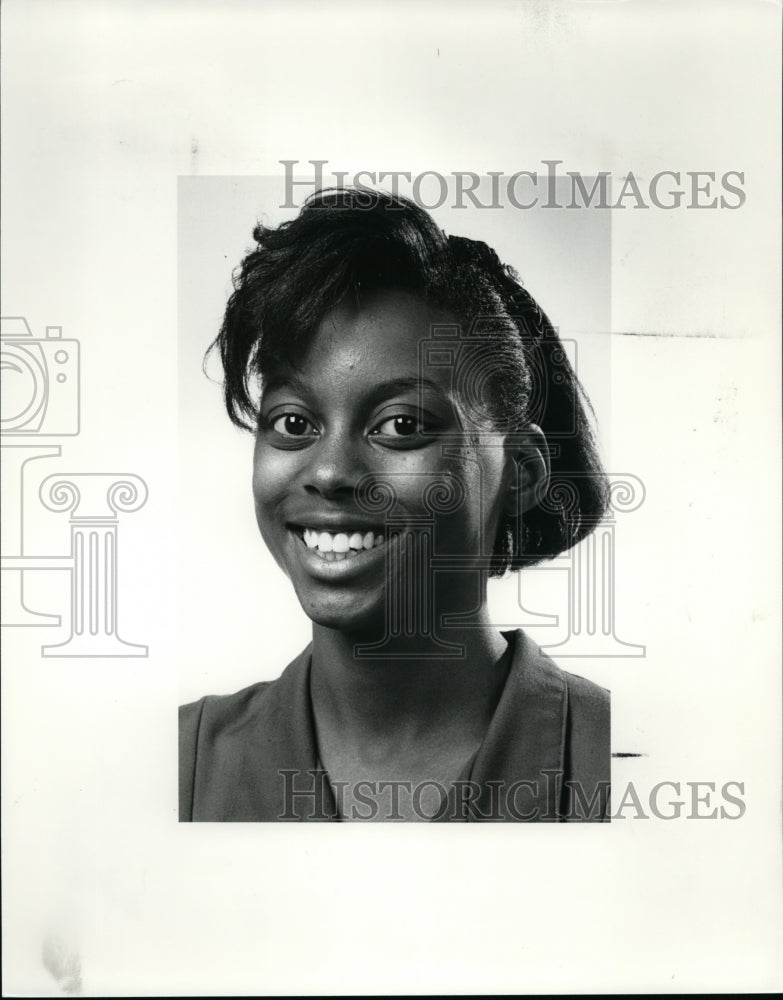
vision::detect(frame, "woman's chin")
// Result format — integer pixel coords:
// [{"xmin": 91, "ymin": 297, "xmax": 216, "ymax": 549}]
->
[{"xmin": 297, "ymin": 593, "xmax": 386, "ymax": 636}]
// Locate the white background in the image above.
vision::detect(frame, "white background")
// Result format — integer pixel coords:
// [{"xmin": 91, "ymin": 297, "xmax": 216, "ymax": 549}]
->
[{"xmin": 2, "ymin": 0, "xmax": 781, "ymax": 994}]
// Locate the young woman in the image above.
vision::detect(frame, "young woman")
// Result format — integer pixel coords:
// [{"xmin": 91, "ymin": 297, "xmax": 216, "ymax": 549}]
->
[{"xmin": 179, "ymin": 188, "xmax": 610, "ymax": 822}]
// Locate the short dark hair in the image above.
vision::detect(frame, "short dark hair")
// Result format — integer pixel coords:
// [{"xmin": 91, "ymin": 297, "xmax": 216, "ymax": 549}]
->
[{"xmin": 209, "ymin": 187, "xmax": 609, "ymax": 574}]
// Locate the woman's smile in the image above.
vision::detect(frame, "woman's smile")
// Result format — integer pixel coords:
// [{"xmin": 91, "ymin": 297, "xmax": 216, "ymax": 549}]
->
[
  {"xmin": 300, "ymin": 527, "xmax": 384, "ymax": 559},
  {"xmin": 287, "ymin": 524, "xmax": 387, "ymax": 579}
]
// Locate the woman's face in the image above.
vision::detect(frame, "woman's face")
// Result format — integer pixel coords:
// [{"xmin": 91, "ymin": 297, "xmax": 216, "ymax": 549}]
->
[{"xmin": 252, "ymin": 289, "xmax": 515, "ymax": 633}]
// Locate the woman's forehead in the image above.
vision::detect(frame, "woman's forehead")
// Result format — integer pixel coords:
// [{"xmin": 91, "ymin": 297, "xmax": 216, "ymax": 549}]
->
[
  {"xmin": 279, "ymin": 290, "xmax": 459, "ymax": 381},
  {"xmin": 318, "ymin": 289, "xmax": 456, "ymax": 352},
  {"xmin": 261, "ymin": 301, "xmax": 466, "ymax": 410}
]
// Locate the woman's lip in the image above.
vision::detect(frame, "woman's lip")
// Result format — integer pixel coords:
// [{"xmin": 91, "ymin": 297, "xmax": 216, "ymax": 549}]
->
[{"xmin": 287, "ymin": 521, "xmax": 385, "ymax": 533}]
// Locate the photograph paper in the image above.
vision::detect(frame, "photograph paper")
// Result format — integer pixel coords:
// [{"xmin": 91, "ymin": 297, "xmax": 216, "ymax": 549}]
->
[{"xmin": 2, "ymin": 1, "xmax": 781, "ymax": 994}]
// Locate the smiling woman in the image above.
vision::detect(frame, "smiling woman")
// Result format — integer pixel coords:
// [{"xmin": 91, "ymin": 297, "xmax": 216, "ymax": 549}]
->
[{"xmin": 179, "ymin": 188, "xmax": 611, "ymax": 823}]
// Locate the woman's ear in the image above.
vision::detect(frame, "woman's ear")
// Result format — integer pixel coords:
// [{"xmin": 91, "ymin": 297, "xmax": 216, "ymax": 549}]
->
[{"xmin": 504, "ymin": 423, "xmax": 550, "ymax": 517}]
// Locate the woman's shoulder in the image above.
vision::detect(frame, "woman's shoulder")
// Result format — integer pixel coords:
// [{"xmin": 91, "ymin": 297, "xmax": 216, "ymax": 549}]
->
[
  {"xmin": 528, "ymin": 639, "xmax": 610, "ymax": 739},
  {"xmin": 179, "ymin": 678, "xmax": 275, "ymax": 735},
  {"xmin": 507, "ymin": 629, "xmax": 610, "ymax": 801},
  {"xmin": 179, "ymin": 646, "xmax": 310, "ymax": 740},
  {"xmin": 558, "ymin": 663, "xmax": 610, "ymax": 718},
  {"xmin": 509, "ymin": 628, "xmax": 609, "ymax": 695},
  {"xmin": 178, "ymin": 644, "xmax": 313, "ymax": 822},
  {"xmin": 178, "ymin": 679, "xmax": 279, "ymax": 815},
  {"xmin": 556, "ymin": 662, "xmax": 610, "ymax": 771},
  {"xmin": 180, "ymin": 642, "xmax": 312, "ymax": 738}
]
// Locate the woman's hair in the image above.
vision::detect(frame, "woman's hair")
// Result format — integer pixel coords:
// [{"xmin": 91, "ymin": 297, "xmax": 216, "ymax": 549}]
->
[{"xmin": 209, "ymin": 187, "xmax": 609, "ymax": 573}]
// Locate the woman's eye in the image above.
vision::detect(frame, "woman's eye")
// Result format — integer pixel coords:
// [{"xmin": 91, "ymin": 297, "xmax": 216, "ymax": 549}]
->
[
  {"xmin": 270, "ymin": 413, "xmax": 317, "ymax": 437},
  {"xmin": 372, "ymin": 415, "xmax": 424, "ymax": 438}
]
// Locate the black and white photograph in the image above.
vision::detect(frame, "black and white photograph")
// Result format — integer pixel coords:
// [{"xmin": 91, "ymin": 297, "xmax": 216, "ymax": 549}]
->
[
  {"xmin": 178, "ymin": 178, "xmax": 614, "ymax": 824},
  {"xmin": 2, "ymin": 0, "xmax": 781, "ymax": 994}
]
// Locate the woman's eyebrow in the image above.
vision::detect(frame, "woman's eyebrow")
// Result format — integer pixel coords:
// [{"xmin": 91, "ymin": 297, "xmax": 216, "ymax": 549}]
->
[
  {"xmin": 261, "ymin": 373, "xmax": 309, "ymax": 397},
  {"xmin": 262, "ymin": 374, "xmax": 452, "ymax": 405},
  {"xmin": 365, "ymin": 376, "xmax": 452, "ymax": 406}
]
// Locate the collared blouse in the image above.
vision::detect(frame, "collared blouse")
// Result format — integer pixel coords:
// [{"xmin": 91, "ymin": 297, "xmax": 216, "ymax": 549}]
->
[{"xmin": 179, "ymin": 629, "xmax": 610, "ymax": 822}]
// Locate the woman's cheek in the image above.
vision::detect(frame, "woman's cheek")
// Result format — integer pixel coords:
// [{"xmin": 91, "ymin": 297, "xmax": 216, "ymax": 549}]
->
[
  {"xmin": 379, "ymin": 446, "xmax": 451, "ymax": 490},
  {"xmin": 252, "ymin": 449, "xmax": 291, "ymax": 539},
  {"xmin": 253, "ymin": 444, "xmax": 290, "ymax": 496}
]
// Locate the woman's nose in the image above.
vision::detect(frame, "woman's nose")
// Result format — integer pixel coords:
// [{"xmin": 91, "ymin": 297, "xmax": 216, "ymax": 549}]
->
[{"xmin": 303, "ymin": 428, "xmax": 364, "ymax": 498}]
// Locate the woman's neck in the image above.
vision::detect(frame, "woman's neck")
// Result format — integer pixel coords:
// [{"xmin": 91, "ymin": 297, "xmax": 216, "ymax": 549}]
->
[{"xmin": 309, "ymin": 609, "xmax": 511, "ymax": 753}]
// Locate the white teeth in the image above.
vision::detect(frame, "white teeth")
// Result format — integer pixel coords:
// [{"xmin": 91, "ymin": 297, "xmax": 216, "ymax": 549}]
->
[
  {"xmin": 332, "ymin": 533, "xmax": 349, "ymax": 553},
  {"xmin": 299, "ymin": 527, "xmax": 385, "ymax": 557}
]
